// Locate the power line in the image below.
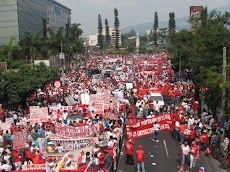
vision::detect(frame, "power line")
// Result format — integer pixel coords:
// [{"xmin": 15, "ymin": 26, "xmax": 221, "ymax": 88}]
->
[
  {"xmin": 13, "ymin": 0, "xmax": 43, "ymax": 25},
  {"xmin": 2, "ymin": 0, "xmax": 42, "ymax": 27},
  {"xmin": 21, "ymin": 0, "xmax": 45, "ymax": 20}
]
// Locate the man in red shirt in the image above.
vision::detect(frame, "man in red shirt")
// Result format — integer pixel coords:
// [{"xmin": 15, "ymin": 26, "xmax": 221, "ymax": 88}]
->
[
  {"xmin": 179, "ymin": 122, "xmax": 186, "ymax": 144},
  {"xmin": 125, "ymin": 139, "xmax": 135, "ymax": 166},
  {"xmin": 201, "ymin": 130, "xmax": 209, "ymax": 151},
  {"xmin": 189, "ymin": 141, "xmax": 200, "ymax": 169},
  {"xmin": 135, "ymin": 145, "xmax": 145, "ymax": 172},
  {"xmin": 12, "ymin": 149, "xmax": 22, "ymax": 170},
  {"xmin": 189, "ymin": 127, "xmax": 195, "ymax": 146}
]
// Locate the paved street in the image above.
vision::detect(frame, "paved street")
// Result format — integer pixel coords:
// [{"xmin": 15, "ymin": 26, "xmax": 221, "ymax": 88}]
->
[{"xmin": 118, "ymin": 130, "xmax": 227, "ymax": 172}]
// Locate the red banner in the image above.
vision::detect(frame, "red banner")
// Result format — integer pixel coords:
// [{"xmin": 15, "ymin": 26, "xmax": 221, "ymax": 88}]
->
[
  {"xmin": 126, "ymin": 113, "xmax": 174, "ymax": 139},
  {"xmin": 55, "ymin": 123, "xmax": 99, "ymax": 138}
]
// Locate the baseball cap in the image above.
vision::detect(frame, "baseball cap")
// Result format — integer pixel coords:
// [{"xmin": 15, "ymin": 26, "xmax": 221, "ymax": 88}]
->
[
  {"xmin": 179, "ymin": 165, "xmax": 184, "ymax": 169},
  {"xmin": 139, "ymin": 145, "xmax": 143, "ymax": 149}
]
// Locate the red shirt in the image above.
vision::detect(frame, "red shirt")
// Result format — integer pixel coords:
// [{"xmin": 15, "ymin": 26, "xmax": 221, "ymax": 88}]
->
[
  {"xmin": 12, "ymin": 152, "xmax": 22, "ymax": 162},
  {"xmin": 25, "ymin": 150, "xmax": 32, "ymax": 160},
  {"xmin": 190, "ymin": 145, "xmax": 199, "ymax": 156},
  {"xmin": 136, "ymin": 149, "xmax": 145, "ymax": 162},
  {"xmin": 179, "ymin": 124, "xmax": 186, "ymax": 134},
  {"xmin": 201, "ymin": 134, "xmax": 209, "ymax": 143},
  {"xmin": 125, "ymin": 143, "xmax": 134, "ymax": 155},
  {"xmin": 189, "ymin": 130, "xmax": 195, "ymax": 139}
]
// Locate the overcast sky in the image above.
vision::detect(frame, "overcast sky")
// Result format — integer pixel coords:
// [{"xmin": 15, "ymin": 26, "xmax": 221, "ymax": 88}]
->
[{"xmin": 56, "ymin": 0, "xmax": 230, "ymax": 36}]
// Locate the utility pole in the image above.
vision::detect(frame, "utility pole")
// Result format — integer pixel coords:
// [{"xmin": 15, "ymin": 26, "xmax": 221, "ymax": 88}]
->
[
  {"xmin": 60, "ymin": 39, "xmax": 64, "ymax": 78},
  {"xmin": 222, "ymin": 47, "xmax": 227, "ymax": 118}
]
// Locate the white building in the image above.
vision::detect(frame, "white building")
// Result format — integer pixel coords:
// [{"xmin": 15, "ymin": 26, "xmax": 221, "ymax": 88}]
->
[
  {"xmin": 88, "ymin": 35, "xmax": 98, "ymax": 46},
  {"xmin": 87, "ymin": 26, "xmax": 121, "ymax": 47},
  {"xmin": 47, "ymin": 0, "xmax": 71, "ymax": 35}
]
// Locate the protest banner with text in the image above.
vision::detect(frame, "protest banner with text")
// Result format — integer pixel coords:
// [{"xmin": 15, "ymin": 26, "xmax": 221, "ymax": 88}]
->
[
  {"xmin": 13, "ymin": 131, "xmax": 27, "ymax": 149},
  {"xmin": 126, "ymin": 113, "xmax": 174, "ymax": 139},
  {"xmin": 55, "ymin": 123, "xmax": 99, "ymax": 138},
  {"xmin": 38, "ymin": 137, "xmax": 98, "ymax": 153},
  {"xmin": 30, "ymin": 106, "xmax": 48, "ymax": 124}
]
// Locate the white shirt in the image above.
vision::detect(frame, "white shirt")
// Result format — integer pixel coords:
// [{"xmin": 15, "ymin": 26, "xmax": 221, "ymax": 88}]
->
[
  {"xmin": 154, "ymin": 104, "xmax": 160, "ymax": 112},
  {"xmin": 108, "ymin": 139, "xmax": 117, "ymax": 148},
  {"xmin": 181, "ymin": 145, "xmax": 190, "ymax": 155},
  {"xmin": 188, "ymin": 118, "xmax": 194, "ymax": 126},
  {"xmin": 175, "ymin": 121, "xmax": 180, "ymax": 129},
  {"xmin": 153, "ymin": 124, "xmax": 160, "ymax": 131},
  {"xmin": 0, "ymin": 164, "xmax": 12, "ymax": 171},
  {"xmin": 0, "ymin": 147, "xmax": 4, "ymax": 155},
  {"xmin": 3, "ymin": 155, "xmax": 11, "ymax": 164},
  {"xmin": 0, "ymin": 136, "xmax": 4, "ymax": 146},
  {"xmin": 55, "ymin": 146, "xmax": 63, "ymax": 153},
  {"xmin": 62, "ymin": 112, "xmax": 68, "ymax": 120}
]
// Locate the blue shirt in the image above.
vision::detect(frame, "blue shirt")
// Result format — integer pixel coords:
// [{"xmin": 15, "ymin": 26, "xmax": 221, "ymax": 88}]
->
[
  {"xmin": 39, "ymin": 128, "xmax": 45, "ymax": 138},
  {"xmin": 5, "ymin": 133, "xmax": 10, "ymax": 141}
]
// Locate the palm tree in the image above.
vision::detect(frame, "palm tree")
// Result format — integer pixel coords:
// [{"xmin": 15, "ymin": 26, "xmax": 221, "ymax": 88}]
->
[
  {"xmin": 47, "ymin": 27, "xmax": 65, "ymax": 56},
  {"xmin": 0, "ymin": 37, "xmax": 16, "ymax": 59},
  {"xmin": 20, "ymin": 31, "xmax": 41, "ymax": 64},
  {"xmin": 70, "ymin": 23, "xmax": 83, "ymax": 40}
]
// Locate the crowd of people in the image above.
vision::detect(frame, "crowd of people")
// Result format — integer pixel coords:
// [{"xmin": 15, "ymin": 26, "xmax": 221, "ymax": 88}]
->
[{"xmin": 0, "ymin": 52, "xmax": 229, "ymax": 172}]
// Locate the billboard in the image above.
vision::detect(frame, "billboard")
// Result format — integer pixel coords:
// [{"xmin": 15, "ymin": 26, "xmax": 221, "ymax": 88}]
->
[{"xmin": 190, "ymin": 6, "xmax": 203, "ymax": 19}]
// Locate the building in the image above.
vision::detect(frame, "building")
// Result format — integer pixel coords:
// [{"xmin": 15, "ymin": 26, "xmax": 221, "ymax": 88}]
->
[
  {"xmin": 47, "ymin": 0, "xmax": 71, "ymax": 35},
  {"xmin": 88, "ymin": 35, "xmax": 98, "ymax": 46},
  {"xmin": 111, "ymin": 27, "xmax": 121, "ymax": 47},
  {"xmin": 0, "ymin": 0, "xmax": 71, "ymax": 46},
  {"xmin": 87, "ymin": 26, "xmax": 122, "ymax": 47},
  {"xmin": 0, "ymin": 0, "xmax": 46, "ymax": 46}
]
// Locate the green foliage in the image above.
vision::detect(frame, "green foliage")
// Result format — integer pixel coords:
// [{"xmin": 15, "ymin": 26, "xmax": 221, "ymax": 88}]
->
[
  {"xmin": 105, "ymin": 19, "xmax": 111, "ymax": 48},
  {"xmin": 153, "ymin": 12, "xmax": 159, "ymax": 46},
  {"xmin": 171, "ymin": 9, "xmax": 230, "ymax": 117},
  {"xmin": 168, "ymin": 12, "xmax": 176, "ymax": 46},
  {"xmin": 70, "ymin": 23, "xmax": 83, "ymax": 40},
  {"xmin": 98, "ymin": 14, "xmax": 103, "ymax": 49},
  {"xmin": 0, "ymin": 56, "xmax": 25, "ymax": 69},
  {"xmin": 0, "ymin": 63, "xmax": 60, "ymax": 105},
  {"xmin": 114, "ymin": 8, "xmax": 120, "ymax": 49}
]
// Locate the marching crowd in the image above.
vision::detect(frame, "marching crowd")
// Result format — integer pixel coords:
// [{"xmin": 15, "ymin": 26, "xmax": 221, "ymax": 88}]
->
[{"xmin": 0, "ymin": 52, "xmax": 229, "ymax": 172}]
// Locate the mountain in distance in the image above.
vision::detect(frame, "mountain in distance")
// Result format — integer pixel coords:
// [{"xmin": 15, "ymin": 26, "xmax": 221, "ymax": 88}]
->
[{"xmin": 122, "ymin": 4, "xmax": 230, "ymax": 35}]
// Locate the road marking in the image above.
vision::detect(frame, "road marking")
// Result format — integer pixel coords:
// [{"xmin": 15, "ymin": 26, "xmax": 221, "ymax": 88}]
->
[{"xmin": 163, "ymin": 140, "xmax": 169, "ymax": 158}]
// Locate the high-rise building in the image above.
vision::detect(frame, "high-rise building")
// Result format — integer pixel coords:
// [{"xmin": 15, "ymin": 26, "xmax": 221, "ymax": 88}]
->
[
  {"xmin": 0, "ymin": 0, "xmax": 71, "ymax": 46},
  {"xmin": 47, "ymin": 0, "xmax": 71, "ymax": 35},
  {"xmin": 87, "ymin": 26, "xmax": 121, "ymax": 47}
]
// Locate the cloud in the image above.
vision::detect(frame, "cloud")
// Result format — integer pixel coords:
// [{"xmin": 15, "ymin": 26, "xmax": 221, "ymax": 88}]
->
[{"xmin": 87, "ymin": 0, "xmax": 110, "ymax": 6}]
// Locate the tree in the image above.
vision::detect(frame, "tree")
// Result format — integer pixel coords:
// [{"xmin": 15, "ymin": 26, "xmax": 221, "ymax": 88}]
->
[
  {"xmin": 70, "ymin": 23, "xmax": 83, "ymax": 40},
  {"xmin": 114, "ymin": 8, "xmax": 120, "ymax": 49},
  {"xmin": 168, "ymin": 12, "xmax": 176, "ymax": 46},
  {"xmin": 20, "ymin": 31, "xmax": 42, "ymax": 64},
  {"xmin": 0, "ymin": 38, "xmax": 16, "ymax": 59},
  {"xmin": 98, "ymin": 14, "xmax": 103, "ymax": 49},
  {"xmin": 0, "ymin": 63, "xmax": 60, "ymax": 106},
  {"xmin": 158, "ymin": 28, "xmax": 168, "ymax": 44},
  {"xmin": 105, "ymin": 19, "xmax": 111, "ymax": 48},
  {"xmin": 153, "ymin": 12, "xmax": 159, "ymax": 46},
  {"xmin": 171, "ymin": 9, "xmax": 230, "ymax": 117},
  {"xmin": 47, "ymin": 27, "xmax": 64, "ymax": 57}
]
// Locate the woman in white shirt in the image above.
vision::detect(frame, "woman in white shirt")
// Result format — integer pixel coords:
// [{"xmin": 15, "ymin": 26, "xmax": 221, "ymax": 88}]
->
[
  {"xmin": 181, "ymin": 141, "xmax": 190, "ymax": 166},
  {"xmin": 153, "ymin": 121, "xmax": 160, "ymax": 142}
]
